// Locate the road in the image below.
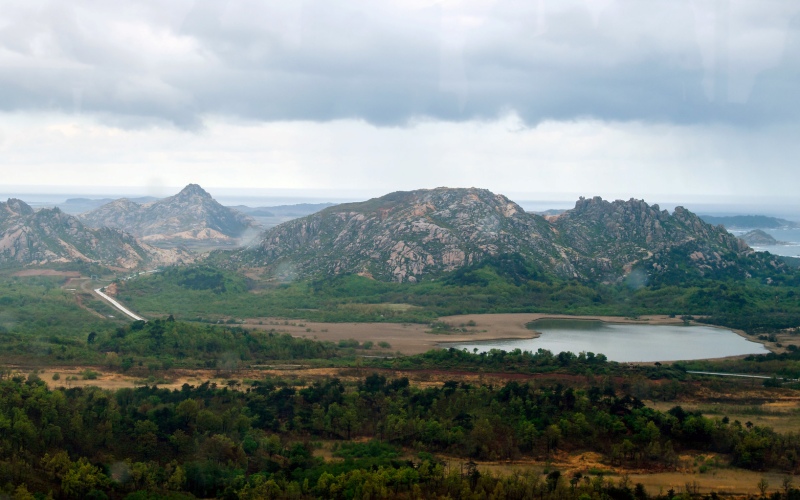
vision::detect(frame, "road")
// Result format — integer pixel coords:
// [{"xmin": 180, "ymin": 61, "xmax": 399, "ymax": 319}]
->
[
  {"xmin": 94, "ymin": 287, "xmax": 146, "ymax": 322},
  {"xmin": 687, "ymin": 370, "xmax": 796, "ymax": 381}
]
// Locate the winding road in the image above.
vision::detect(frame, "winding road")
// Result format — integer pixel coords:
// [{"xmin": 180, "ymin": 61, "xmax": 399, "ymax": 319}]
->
[{"xmin": 94, "ymin": 287, "xmax": 146, "ymax": 322}]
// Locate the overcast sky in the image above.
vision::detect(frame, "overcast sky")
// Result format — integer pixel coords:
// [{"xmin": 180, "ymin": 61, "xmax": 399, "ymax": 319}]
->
[{"xmin": 2, "ymin": 0, "xmax": 800, "ymax": 204}]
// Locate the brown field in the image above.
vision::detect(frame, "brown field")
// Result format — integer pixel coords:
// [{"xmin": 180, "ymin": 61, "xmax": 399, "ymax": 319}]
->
[
  {"xmin": 649, "ymin": 399, "xmax": 800, "ymax": 434},
  {"xmin": 243, "ymin": 313, "xmax": 687, "ymax": 355},
  {"xmin": 12, "ymin": 269, "xmax": 81, "ymax": 277}
]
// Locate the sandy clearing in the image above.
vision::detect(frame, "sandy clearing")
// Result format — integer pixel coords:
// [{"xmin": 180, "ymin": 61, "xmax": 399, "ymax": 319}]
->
[
  {"xmin": 435, "ymin": 450, "xmax": 787, "ymax": 496},
  {"xmin": 244, "ymin": 313, "xmax": 686, "ymax": 355},
  {"xmin": 12, "ymin": 269, "xmax": 81, "ymax": 277},
  {"xmin": 33, "ymin": 366, "xmax": 373, "ymax": 391}
]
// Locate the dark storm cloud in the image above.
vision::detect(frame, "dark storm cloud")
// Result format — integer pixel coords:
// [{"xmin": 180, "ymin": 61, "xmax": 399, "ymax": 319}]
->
[{"xmin": 0, "ymin": 0, "xmax": 798, "ymax": 128}]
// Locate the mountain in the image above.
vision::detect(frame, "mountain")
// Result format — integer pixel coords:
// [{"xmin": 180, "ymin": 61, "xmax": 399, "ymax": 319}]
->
[
  {"xmin": 739, "ymin": 229, "xmax": 783, "ymax": 246},
  {"xmin": 699, "ymin": 214, "xmax": 799, "ymax": 229},
  {"xmin": 57, "ymin": 196, "xmax": 159, "ymax": 215},
  {"xmin": 0, "ymin": 199, "xmax": 188, "ymax": 269},
  {"xmin": 549, "ymin": 197, "xmax": 751, "ymax": 281},
  {"xmin": 235, "ymin": 188, "xmax": 782, "ymax": 283},
  {"xmin": 231, "ymin": 203, "xmax": 336, "ymax": 218},
  {"xmin": 80, "ymin": 184, "xmax": 259, "ymax": 244},
  {"xmin": 236, "ymin": 188, "xmax": 572, "ymax": 282},
  {"xmin": 229, "ymin": 203, "xmax": 338, "ymax": 230}
]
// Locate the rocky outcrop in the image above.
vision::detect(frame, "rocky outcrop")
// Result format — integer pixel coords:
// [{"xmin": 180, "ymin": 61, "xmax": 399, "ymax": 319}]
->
[
  {"xmin": 236, "ymin": 189, "xmax": 775, "ymax": 283},
  {"xmin": 0, "ymin": 199, "xmax": 190, "ymax": 269},
  {"xmin": 239, "ymin": 188, "xmax": 571, "ymax": 282},
  {"xmin": 551, "ymin": 197, "xmax": 750, "ymax": 281},
  {"xmin": 80, "ymin": 184, "xmax": 258, "ymax": 244}
]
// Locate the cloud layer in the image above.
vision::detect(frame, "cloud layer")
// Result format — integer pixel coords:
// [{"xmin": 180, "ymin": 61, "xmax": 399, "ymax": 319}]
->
[{"xmin": 2, "ymin": 0, "xmax": 799, "ymax": 128}]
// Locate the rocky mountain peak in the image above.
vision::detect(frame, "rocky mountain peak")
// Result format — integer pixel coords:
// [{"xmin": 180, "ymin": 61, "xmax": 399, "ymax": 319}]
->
[
  {"xmin": 79, "ymin": 183, "xmax": 258, "ymax": 244},
  {"xmin": 0, "ymin": 202, "xmax": 189, "ymax": 269},
  {"xmin": 235, "ymin": 188, "xmax": 779, "ymax": 284},
  {"xmin": 5, "ymin": 198, "xmax": 34, "ymax": 216},
  {"xmin": 175, "ymin": 183, "xmax": 212, "ymax": 200}
]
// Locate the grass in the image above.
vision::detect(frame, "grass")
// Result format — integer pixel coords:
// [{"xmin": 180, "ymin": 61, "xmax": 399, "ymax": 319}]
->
[{"xmin": 648, "ymin": 400, "xmax": 800, "ymax": 434}]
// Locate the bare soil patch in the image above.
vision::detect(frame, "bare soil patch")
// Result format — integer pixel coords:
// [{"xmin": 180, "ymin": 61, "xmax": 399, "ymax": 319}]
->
[
  {"xmin": 12, "ymin": 269, "xmax": 81, "ymax": 277},
  {"xmin": 629, "ymin": 468, "xmax": 789, "ymax": 497},
  {"xmin": 439, "ymin": 449, "xmax": 784, "ymax": 496},
  {"xmin": 243, "ymin": 313, "xmax": 684, "ymax": 355}
]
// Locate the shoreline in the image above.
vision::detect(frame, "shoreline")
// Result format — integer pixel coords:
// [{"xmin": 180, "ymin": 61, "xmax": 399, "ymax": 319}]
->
[
  {"xmin": 242, "ymin": 312, "xmax": 775, "ymax": 361},
  {"xmin": 431, "ymin": 313, "xmax": 774, "ymax": 361}
]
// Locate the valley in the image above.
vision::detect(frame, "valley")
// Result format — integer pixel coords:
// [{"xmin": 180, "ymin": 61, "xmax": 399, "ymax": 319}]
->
[{"xmin": 2, "ymin": 186, "xmax": 800, "ymax": 499}]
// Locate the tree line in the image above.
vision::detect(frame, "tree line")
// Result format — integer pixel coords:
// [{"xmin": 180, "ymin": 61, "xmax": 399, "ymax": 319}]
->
[{"xmin": 2, "ymin": 373, "xmax": 800, "ymax": 498}]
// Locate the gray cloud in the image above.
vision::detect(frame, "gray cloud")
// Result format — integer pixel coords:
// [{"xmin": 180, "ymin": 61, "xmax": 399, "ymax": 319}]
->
[{"xmin": 0, "ymin": 0, "xmax": 798, "ymax": 128}]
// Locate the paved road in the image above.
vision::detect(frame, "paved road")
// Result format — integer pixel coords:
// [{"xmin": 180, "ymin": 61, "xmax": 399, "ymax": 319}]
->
[
  {"xmin": 687, "ymin": 370, "xmax": 795, "ymax": 381},
  {"xmin": 94, "ymin": 287, "xmax": 146, "ymax": 322}
]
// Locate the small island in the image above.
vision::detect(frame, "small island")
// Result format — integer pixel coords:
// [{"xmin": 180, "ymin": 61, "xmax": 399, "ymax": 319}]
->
[{"xmin": 739, "ymin": 229, "xmax": 787, "ymax": 246}]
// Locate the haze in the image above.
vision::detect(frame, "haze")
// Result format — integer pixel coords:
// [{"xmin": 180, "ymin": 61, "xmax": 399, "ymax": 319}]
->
[{"xmin": 2, "ymin": 1, "xmax": 800, "ymax": 206}]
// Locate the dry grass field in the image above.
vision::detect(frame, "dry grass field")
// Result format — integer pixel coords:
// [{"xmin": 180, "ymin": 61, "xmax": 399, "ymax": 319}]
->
[{"xmin": 242, "ymin": 313, "xmax": 687, "ymax": 355}]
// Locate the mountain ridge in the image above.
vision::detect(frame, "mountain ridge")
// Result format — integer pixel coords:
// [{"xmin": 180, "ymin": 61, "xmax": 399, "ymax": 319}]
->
[
  {"xmin": 0, "ymin": 198, "xmax": 188, "ymax": 269},
  {"xmin": 233, "ymin": 188, "xmax": 782, "ymax": 283},
  {"xmin": 80, "ymin": 184, "xmax": 259, "ymax": 244}
]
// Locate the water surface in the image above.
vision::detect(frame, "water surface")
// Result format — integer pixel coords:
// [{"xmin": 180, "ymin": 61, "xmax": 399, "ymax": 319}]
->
[{"xmin": 446, "ymin": 319, "xmax": 768, "ymax": 362}]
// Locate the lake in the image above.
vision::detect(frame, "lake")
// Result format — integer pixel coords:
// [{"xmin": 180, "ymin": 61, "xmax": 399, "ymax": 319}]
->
[{"xmin": 445, "ymin": 319, "xmax": 769, "ymax": 362}]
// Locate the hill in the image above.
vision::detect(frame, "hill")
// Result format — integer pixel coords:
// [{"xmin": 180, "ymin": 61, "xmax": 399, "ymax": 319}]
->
[
  {"xmin": 235, "ymin": 188, "xmax": 783, "ymax": 283},
  {"xmin": 739, "ymin": 229, "xmax": 784, "ymax": 246},
  {"xmin": 550, "ymin": 197, "xmax": 753, "ymax": 282},
  {"xmin": 230, "ymin": 202, "xmax": 337, "ymax": 229},
  {"xmin": 699, "ymin": 214, "xmax": 799, "ymax": 229},
  {"xmin": 80, "ymin": 184, "xmax": 259, "ymax": 245},
  {"xmin": 0, "ymin": 198, "xmax": 188, "ymax": 269}
]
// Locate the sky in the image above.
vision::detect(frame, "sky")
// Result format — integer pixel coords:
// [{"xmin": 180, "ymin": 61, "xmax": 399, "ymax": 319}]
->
[{"xmin": 2, "ymin": 0, "xmax": 800, "ymax": 206}]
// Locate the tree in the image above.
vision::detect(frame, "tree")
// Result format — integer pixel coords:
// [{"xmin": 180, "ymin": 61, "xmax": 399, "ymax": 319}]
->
[
  {"xmin": 758, "ymin": 477, "xmax": 770, "ymax": 498},
  {"xmin": 545, "ymin": 424, "xmax": 561, "ymax": 456},
  {"xmin": 62, "ymin": 458, "xmax": 107, "ymax": 498},
  {"xmin": 783, "ymin": 476, "xmax": 794, "ymax": 498}
]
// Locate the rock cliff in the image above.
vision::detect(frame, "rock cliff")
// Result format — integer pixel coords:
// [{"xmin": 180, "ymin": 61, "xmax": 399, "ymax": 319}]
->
[
  {"xmin": 0, "ymin": 199, "xmax": 189, "ymax": 269},
  {"xmin": 237, "ymin": 188, "xmax": 777, "ymax": 283},
  {"xmin": 80, "ymin": 184, "xmax": 258, "ymax": 244}
]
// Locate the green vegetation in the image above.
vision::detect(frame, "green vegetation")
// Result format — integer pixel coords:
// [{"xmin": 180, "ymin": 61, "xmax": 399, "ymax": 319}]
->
[
  {"xmin": 683, "ymin": 349, "xmax": 800, "ymax": 380},
  {"xmin": 0, "ymin": 274, "xmax": 124, "ymax": 364},
  {"xmin": 3, "ymin": 372, "xmax": 800, "ymax": 499},
  {"xmin": 118, "ymin": 260, "xmax": 800, "ymax": 336},
  {"xmin": 98, "ymin": 318, "xmax": 340, "ymax": 368}
]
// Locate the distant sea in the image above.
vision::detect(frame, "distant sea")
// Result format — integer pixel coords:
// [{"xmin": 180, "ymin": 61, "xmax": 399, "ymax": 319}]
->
[
  {"xmin": 728, "ymin": 228, "xmax": 800, "ymax": 258},
  {"xmin": 0, "ymin": 191, "xmax": 359, "ymax": 211}
]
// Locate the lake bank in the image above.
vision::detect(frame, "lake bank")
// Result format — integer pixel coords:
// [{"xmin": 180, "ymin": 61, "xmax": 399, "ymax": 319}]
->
[{"xmin": 442, "ymin": 316, "xmax": 770, "ymax": 362}]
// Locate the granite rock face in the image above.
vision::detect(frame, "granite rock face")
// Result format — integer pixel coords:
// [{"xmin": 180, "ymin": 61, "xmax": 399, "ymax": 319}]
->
[
  {"xmin": 0, "ymin": 198, "xmax": 190, "ymax": 269},
  {"xmin": 550, "ymin": 197, "xmax": 750, "ymax": 281},
  {"xmin": 80, "ymin": 184, "xmax": 258, "ymax": 243},
  {"xmin": 241, "ymin": 188, "xmax": 571, "ymax": 282},
  {"xmin": 238, "ymin": 188, "xmax": 776, "ymax": 283}
]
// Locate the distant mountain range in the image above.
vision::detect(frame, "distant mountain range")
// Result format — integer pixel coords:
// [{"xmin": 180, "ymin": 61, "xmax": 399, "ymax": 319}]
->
[
  {"xmin": 79, "ymin": 184, "xmax": 259, "ymax": 245},
  {"xmin": 699, "ymin": 214, "xmax": 799, "ymax": 230},
  {"xmin": 232, "ymin": 203, "xmax": 337, "ymax": 218},
  {"xmin": 6, "ymin": 185, "xmax": 793, "ymax": 281},
  {"xmin": 0, "ymin": 198, "xmax": 188, "ymax": 269},
  {"xmin": 57, "ymin": 196, "xmax": 160, "ymax": 215},
  {"xmin": 230, "ymin": 203, "xmax": 337, "ymax": 229},
  {"xmin": 233, "ymin": 188, "xmax": 785, "ymax": 283}
]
